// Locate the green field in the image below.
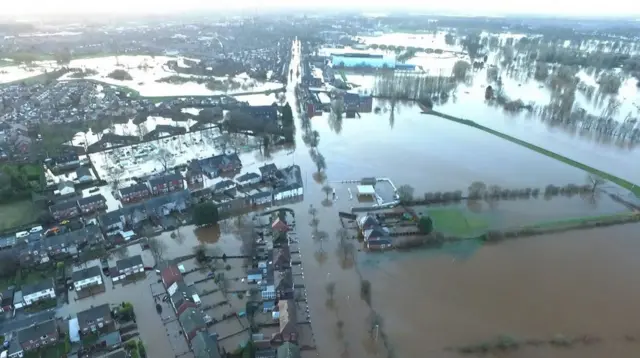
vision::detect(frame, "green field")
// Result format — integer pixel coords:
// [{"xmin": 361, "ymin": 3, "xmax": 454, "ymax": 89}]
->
[
  {"xmin": 0, "ymin": 200, "xmax": 40, "ymax": 230},
  {"xmin": 427, "ymin": 207, "xmax": 489, "ymax": 237}
]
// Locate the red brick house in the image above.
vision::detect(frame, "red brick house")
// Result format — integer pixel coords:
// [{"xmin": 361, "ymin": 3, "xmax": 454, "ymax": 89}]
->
[
  {"xmin": 118, "ymin": 183, "xmax": 150, "ymax": 204},
  {"xmin": 18, "ymin": 319, "xmax": 58, "ymax": 351},
  {"xmin": 148, "ymin": 173, "xmax": 184, "ymax": 196}
]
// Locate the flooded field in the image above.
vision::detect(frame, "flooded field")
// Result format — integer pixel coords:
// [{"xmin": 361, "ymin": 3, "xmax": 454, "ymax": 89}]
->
[{"xmin": 359, "ymin": 223, "xmax": 640, "ymax": 358}]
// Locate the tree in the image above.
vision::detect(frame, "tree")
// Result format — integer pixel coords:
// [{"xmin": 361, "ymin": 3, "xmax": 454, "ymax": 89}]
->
[
  {"xmin": 462, "ymin": 34, "xmax": 482, "ymax": 60},
  {"xmin": 325, "ymin": 282, "xmax": 336, "ymax": 301},
  {"xmin": 147, "ymin": 237, "xmax": 167, "ymax": 261},
  {"xmin": 418, "ymin": 216, "xmax": 434, "ymax": 234},
  {"xmin": 0, "ymin": 250, "xmax": 19, "ymax": 278},
  {"xmin": 598, "ymin": 72, "xmax": 622, "ymax": 94},
  {"xmin": 468, "ymin": 181, "xmax": 487, "ymax": 198},
  {"xmin": 452, "ymin": 60, "xmax": 471, "ymax": 81},
  {"xmin": 322, "ymin": 184, "xmax": 333, "ymax": 199},
  {"xmin": 193, "ymin": 202, "xmax": 219, "ymax": 226},
  {"xmin": 501, "ymin": 46, "xmax": 514, "ymax": 65},
  {"xmin": 193, "ymin": 244, "xmax": 208, "ymax": 264},
  {"xmin": 534, "ymin": 62, "xmax": 549, "ymax": 81},
  {"xmin": 360, "ymin": 280, "xmax": 372, "ymax": 306},
  {"xmin": 396, "ymin": 184, "xmax": 415, "ymax": 203},
  {"xmin": 108, "ymin": 166, "xmax": 125, "ymax": 191},
  {"xmin": 155, "ymin": 148, "xmax": 173, "ymax": 172},
  {"xmin": 587, "ymin": 174, "xmax": 606, "ymax": 192}
]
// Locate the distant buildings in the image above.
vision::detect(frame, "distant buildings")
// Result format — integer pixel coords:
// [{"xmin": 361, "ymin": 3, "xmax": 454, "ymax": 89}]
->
[{"xmin": 331, "ymin": 53, "xmax": 396, "ymax": 69}]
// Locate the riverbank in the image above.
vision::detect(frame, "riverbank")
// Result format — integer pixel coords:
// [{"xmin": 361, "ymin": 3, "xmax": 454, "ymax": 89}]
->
[{"xmin": 424, "ymin": 109, "xmax": 640, "ymax": 197}]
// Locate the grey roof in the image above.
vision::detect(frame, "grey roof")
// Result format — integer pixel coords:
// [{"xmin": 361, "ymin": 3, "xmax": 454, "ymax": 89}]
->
[
  {"xmin": 192, "ymin": 331, "xmax": 221, "ymax": 358},
  {"xmin": 250, "ymin": 191, "xmax": 272, "ymax": 200},
  {"xmin": 236, "ymin": 172, "xmax": 261, "ymax": 182},
  {"xmin": 213, "ymin": 179, "xmax": 235, "ymax": 191},
  {"xmin": 76, "ymin": 166, "xmax": 92, "ymax": 178},
  {"xmin": 77, "ymin": 304, "xmax": 111, "ymax": 328},
  {"xmin": 119, "ymin": 183, "xmax": 149, "ymax": 196},
  {"xmin": 259, "ymin": 164, "xmax": 278, "ymax": 176},
  {"xmin": 72, "ymin": 265, "xmax": 102, "ymax": 282},
  {"xmin": 57, "ymin": 180, "xmax": 75, "ymax": 190},
  {"xmin": 170, "ymin": 281, "xmax": 196, "ymax": 307},
  {"xmin": 99, "ymin": 210, "xmax": 124, "ymax": 227},
  {"xmin": 50, "ymin": 199, "xmax": 78, "ymax": 212},
  {"xmin": 116, "ymin": 255, "xmax": 143, "ymax": 271},
  {"xmin": 179, "ymin": 307, "xmax": 206, "ymax": 335},
  {"xmin": 148, "ymin": 173, "xmax": 183, "ymax": 187},
  {"xmin": 17, "ymin": 319, "xmax": 57, "ymax": 343},
  {"xmin": 22, "ymin": 278, "xmax": 54, "ymax": 296},
  {"xmin": 78, "ymin": 194, "xmax": 106, "ymax": 206},
  {"xmin": 277, "ymin": 342, "xmax": 301, "ymax": 358},
  {"xmin": 275, "ymin": 269, "xmax": 293, "ymax": 291}
]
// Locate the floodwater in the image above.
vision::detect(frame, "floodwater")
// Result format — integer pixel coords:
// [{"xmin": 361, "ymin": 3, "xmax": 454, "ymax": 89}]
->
[{"xmin": 362, "ymin": 223, "xmax": 640, "ymax": 358}]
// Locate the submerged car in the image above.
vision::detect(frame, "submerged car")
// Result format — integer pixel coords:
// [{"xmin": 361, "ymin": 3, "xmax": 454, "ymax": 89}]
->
[{"xmin": 156, "ymin": 304, "xmax": 162, "ymax": 314}]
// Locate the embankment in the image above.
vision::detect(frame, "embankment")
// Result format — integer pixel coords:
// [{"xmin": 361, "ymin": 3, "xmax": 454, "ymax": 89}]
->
[{"xmin": 423, "ymin": 109, "xmax": 640, "ymax": 197}]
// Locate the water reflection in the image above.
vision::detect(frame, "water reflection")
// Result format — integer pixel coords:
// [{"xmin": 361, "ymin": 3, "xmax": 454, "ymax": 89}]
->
[{"xmin": 194, "ymin": 224, "xmax": 222, "ymax": 244}]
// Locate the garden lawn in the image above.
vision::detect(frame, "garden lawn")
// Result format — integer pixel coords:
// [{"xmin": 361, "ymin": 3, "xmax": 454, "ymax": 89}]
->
[{"xmin": 428, "ymin": 208, "xmax": 488, "ymax": 237}]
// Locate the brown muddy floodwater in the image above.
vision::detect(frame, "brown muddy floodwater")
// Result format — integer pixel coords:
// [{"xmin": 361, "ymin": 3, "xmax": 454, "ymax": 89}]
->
[{"xmin": 362, "ymin": 223, "xmax": 640, "ymax": 358}]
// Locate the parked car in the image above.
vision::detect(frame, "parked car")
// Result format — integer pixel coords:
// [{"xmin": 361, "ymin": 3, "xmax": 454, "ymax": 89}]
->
[{"xmin": 30, "ymin": 226, "xmax": 43, "ymax": 233}]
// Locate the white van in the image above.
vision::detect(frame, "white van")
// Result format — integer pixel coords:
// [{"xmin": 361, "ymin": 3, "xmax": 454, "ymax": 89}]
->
[
  {"xmin": 30, "ymin": 226, "xmax": 43, "ymax": 233},
  {"xmin": 15, "ymin": 231, "xmax": 29, "ymax": 238}
]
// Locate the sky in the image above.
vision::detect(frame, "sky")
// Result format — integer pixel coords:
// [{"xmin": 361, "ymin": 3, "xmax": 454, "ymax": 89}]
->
[{"xmin": 3, "ymin": 0, "xmax": 640, "ymax": 18}]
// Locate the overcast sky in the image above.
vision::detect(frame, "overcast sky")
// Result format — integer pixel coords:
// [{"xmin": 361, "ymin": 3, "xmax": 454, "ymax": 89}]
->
[{"xmin": 4, "ymin": 0, "xmax": 640, "ymax": 18}]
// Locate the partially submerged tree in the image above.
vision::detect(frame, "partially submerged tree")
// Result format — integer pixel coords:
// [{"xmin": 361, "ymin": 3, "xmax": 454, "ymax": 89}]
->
[
  {"xmin": 322, "ymin": 184, "xmax": 333, "ymax": 199},
  {"xmin": 193, "ymin": 202, "xmax": 219, "ymax": 226},
  {"xmin": 396, "ymin": 184, "xmax": 415, "ymax": 203},
  {"xmin": 360, "ymin": 279, "xmax": 372, "ymax": 306},
  {"xmin": 193, "ymin": 244, "xmax": 208, "ymax": 264},
  {"xmin": 587, "ymin": 174, "xmax": 606, "ymax": 192},
  {"xmin": 452, "ymin": 60, "xmax": 471, "ymax": 81},
  {"xmin": 148, "ymin": 237, "xmax": 167, "ymax": 261},
  {"xmin": 418, "ymin": 216, "xmax": 434, "ymax": 234},
  {"xmin": 155, "ymin": 148, "xmax": 173, "ymax": 172}
]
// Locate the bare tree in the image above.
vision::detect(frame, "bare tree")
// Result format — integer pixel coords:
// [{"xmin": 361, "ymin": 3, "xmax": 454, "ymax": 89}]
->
[
  {"xmin": 137, "ymin": 123, "xmax": 149, "ymax": 140},
  {"xmin": 396, "ymin": 184, "xmax": 415, "ymax": 203},
  {"xmin": 108, "ymin": 166, "xmax": 125, "ymax": 191},
  {"xmin": 155, "ymin": 148, "xmax": 173, "ymax": 172},
  {"xmin": 587, "ymin": 174, "xmax": 606, "ymax": 192},
  {"xmin": 325, "ymin": 281, "xmax": 336, "ymax": 308},
  {"xmin": 148, "ymin": 237, "xmax": 167, "ymax": 261}
]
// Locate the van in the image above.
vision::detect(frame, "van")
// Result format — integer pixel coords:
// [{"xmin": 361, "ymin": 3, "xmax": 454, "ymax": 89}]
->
[
  {"xmin": 30, "ymin": 226, "xmax": 43, "ymax": 234},
  {"xmin": 15, "ymin": 231, "xmax": 29, "ymax": 238}
]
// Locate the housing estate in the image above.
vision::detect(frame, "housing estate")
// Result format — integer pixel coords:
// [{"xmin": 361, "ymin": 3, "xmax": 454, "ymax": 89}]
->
[
  {"xmin": 17, "ymin": 319, "xmax": 58, "ymax": 351},
  {"xmin": 21, "ymin": 278, "xmax": 56, "ymax": 306},
  {"xmin": 112, "ymin": 255, "xmax": 144, "ymax": 282},
  {"xmin": 148, "ymin": 172, "xmax": 185, "ymax": 196},
  {"xmin": 72, "ymin": 265, "xmax": 104, "ymax": 293},
  {"xmin": 77, "ymin": 304, "xmax": 114, "ymax": 334}
]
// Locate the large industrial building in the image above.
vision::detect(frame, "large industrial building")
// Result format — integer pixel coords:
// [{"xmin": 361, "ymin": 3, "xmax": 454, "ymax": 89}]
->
[{"xmin": 330, "ymin": 53, "xmax": 397, "ymax": 69}]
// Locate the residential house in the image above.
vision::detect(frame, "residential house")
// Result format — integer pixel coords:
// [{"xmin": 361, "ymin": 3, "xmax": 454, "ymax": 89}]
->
[
  {"xmin": 17, "ymin": 319, "xmax": 58, "ymax": 351},
  {"xmin": 236, "ymin": 172, "xmax": 261, "ymax": 186},
  {"xmin": 78, "ymin": 194, "xmax": 107, "ymax": 214},
  {"xmin": 274, "ymin": 299, "xmax": 297, "ymax": 343},
  {"xmin": 54, "ymin": 180, "xmax": 75, "ymax": 196},
  {"xmin": 192, "ymin": 331, "xmax": 221, "ymax": 358},
  {"xmin": 357, "ymin": 214, "xmax": 379, "ymax": 232},
  {"xmin": 161, "ymin": 265, "xmax": 183, "ymax": 289},
  {"xmin": 37, "ymin": 225, "xmax": 104, "ymax": 257},
  {"xmin": 273, "ymin": 246, "xmax": 291, "ymax": 271},
  {"xmin": 247, "ymin": 268, "xmax": 263, "ymax": 283},
  {"xmin": 1, "ymin": 288, "xmax": 14, "ymax": 312},
  {"xmin": 178, "ymin": 307, "xmax": 207, "ymax": 341},
  {"xmin": 99, "ymin": 210, "xmax": 125, "ymax": 234},
  {"xmin": 273, "ymin": 166, "xmax": 303, "ymax": 201},
  {"xmin": 76, "ymin": 166, "xmax": 93, "ymax": 183},
  {"xmin": 213, "ymin": 179, "xmax": 236, "ymax": 193},
  {"xmin": 48, "ymin": 152, "xmax": 80, "ymax": 170},
  {"xmin": 258, "ymin": 164, "xmax": 278, "ymax": 181},
  {"xmin": 21, "ymin": 278, "xmax": 55, "ymax": 306},
  {"xmin": 242, "ymin": 105, "xmax": 278, "ymax": 123},
  {"xmin": 196, "ymin": 154, "xmax": 242, "ymax": 179},
  {"xmin": 277, "ymin": 342, "xmax": 301, "ymax": 358},
  {"xmin": 144, "ymin": 190, "xmax": 191, "ymax": 217},
  {"xmin": 49, "ymin": 199, "xmax": 79, "ymax": 220},
  {"xmin": 168, "ymin": 280, "xmax": 200, "ymax": 316},
  {"xmin": 118, "ymin": 183, "xmax": 150, "ymax": 204},
  {"xmin": 249, "ymin": 191, "xmax": 272, "ymax": 206},
  {"xmin": 77, "ymin": 304, "xmax": 114, "ymax": 334},
  {"xmin": 113, "ymin": 255, "xmax": 144, "ymax": 282},
  {"xmin": 271, "ymin": 218, "xmax": 289, "ymax": 233},
  {"xmin": 148, "ymin": 173, "xmax": 184, "ymax": 196},
  {"xmin": 186, "ymin": 162, "xmax": 204, "ymax": 187},
  {"xmin": 6, "ymin": 335, "xmax": 24, "ymax": 358},
  {"xmin": 275, "ymin": 269, "xmax": 294, "ymax": 299},
  {"xmin": 72, "ymin": 265, "xmax": 103, "ymax": 292},
  {"xmin": 364, "ymin": 228, "xmax": 393, "ymax": 250}
]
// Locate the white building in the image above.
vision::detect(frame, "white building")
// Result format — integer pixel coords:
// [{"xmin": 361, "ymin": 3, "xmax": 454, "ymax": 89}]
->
[
  {"xmin": 22, "ymin": 278, "xmax": 56, "ymax": 306},
  {"xmin": 71, "ymin": 265, "xmax": 103, "ymax": 291}
]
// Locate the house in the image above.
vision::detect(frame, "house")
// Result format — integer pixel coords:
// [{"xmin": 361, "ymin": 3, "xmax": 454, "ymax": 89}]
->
[
  {"xmin": 273, "ymin": 246, "xmax": 291, "ymax": 271},
  {"xmin": 274, "ymin": 299, "xmax": 297, "ymax": 342},
  {"xmin": 76, "ymin": 166, "xmax": 93, "ymax": 183},
  {"xmin": 6, "ymin": 335, "xmax": 24, "ymax": 358},
  {"xmin": 148, "ymin": 173, "xmax": 184, "ymax": 196},
  {"xmin": 249, "ymin": 191, "xmax": 272, "ymax": 206},
  {"xmin": 357, "ymin": 214, "xmax": 379, "ymax": 232},
  {"xmin": 21, "ymin": 278, "xmax": 55, "ymax": 306},
  {"xmin": 113, "ymin": 255, "xmax": 144, "ymax": 282},
  {"xmin": 49, "ymin": 199, "xmax": 79, "ymax": 220},
  {"xmin": 247, "ymin": 268, "xmax": 263, "ymax": 283},
  {"xmin": 192, "ymin": 331, "xmax": 221, "ymax": 358},
  {"xmin": 236, "ymin": 172, "xmax": 261, "ymax": 186},
  {"xmin": 144, "ymin": 190, "xmax": 191, "ymax": 217},
  {"xmin": 273, "ymin": 166, "xmax": 303, "ymax": 201},
  {"xmin": 364, "ymin": 228, "xmax": 393, "ymax": 250},
  {"xmin": 1, "ymin": 288, "xmax": 14, "ymax": 312},
  {"xmin": 72, "ymin": 265, "xmax": 103, "ymax": 292},
  {"xmin": 186, "ymin": 163, "xmax": 205, "ymax": 187},
  {"xmin": 259, "ymin": 164, "xmax": 278, "ymax": 180},
  {"xmin": 17, "ymin": 319, "xmax": 58, "ymax": 351},
  {"xmin": 78, "ymin": 194, "xmax": 107, "ymax": 214},
  {"xmin": 48, "ymin": 152, "xmax": 80, "ymax": 170},
  {"xmin": 99, "ymin": 210, "xmax": 125, "ymax": 233},
  {"xmin": 242, "ymin": 105, "xmax": 278, "ymax": 123},
  {"xmin": 271, "ymin": 218, "xmax": 289, "ymax": 233},
  {"xmin": 77, "ymin": 304, "xmax": 113, "ymax": 334},
  {"xmin": 54, "ymin": 180, "xmax": 75, "ymax": 196},
  {"xmin": 275, "ymin": 269, "xmax": 294, "ymax": 299},
  {"xmin": 213, "ymin": 179, "xmax": 236, "ymax": 193},
  {"xmin": 262, "ymin": 300, "xmax": 276, "ymax": 313},
  {"xmin": 168, "ymin": 280, "xmax": 200, "ymax": 316},
  {"xmin": 161, "ymin": 265, "xmax": 183, "ymax": 289},
  {"xmin": 197, "ymin": 154, "xmax": 242, "ymax": 179},
  {"xmin": 277, "ymin": 342, "xmax": 301, "ymax": 358},
  {"xmin": 179, "ymin": 307, "xmax": 207, "ymax": 341},
  {"xmin": 118, "ymin": 183, "xmax": 150, "ymax": 204}
]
